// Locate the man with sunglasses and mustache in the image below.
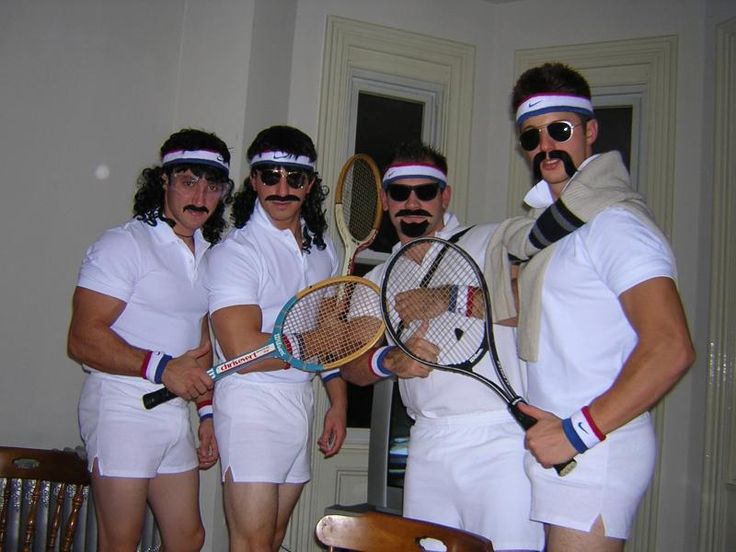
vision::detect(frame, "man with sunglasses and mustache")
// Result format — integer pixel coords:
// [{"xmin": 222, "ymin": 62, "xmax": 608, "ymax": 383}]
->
[
  {"xmin": 68, "ymin": 128, "xmax": 232, "ymax": 550},
  {"xmin": 485, "ymin": 62, "xmax": 694, "ymax": 552},
  {"xmin": 204, "ymin": 125, "xmax": 346, "ymax": 552},
  {"xmin": 340, "ymin": 141, "xmax": 544, "ymax": 552}
]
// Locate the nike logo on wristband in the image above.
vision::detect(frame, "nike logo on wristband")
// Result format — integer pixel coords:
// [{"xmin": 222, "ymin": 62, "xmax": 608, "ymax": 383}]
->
[{"xmin": 577, "ymin": 421, "xmax": 589, "ymax": 434}]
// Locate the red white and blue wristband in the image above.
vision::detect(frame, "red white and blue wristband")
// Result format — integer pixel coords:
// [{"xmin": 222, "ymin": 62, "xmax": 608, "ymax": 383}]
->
[
  {"xmin": 369, "ymin": 346, "xmax": 396, "ymax": 378},
  {"xmin": 196, "ymin": 399, "xmax": 213, "ymax": 422},
  {"xmin": 448, "ymin": 285, "xmax": 475, "ymax": 317},
  {"xmin": 562, "ymin": 406, "xmax": 606, "ymax": 454},
  {"xmin": 140, "ymin": 351, "xmax": 172, "ymax": 384}
]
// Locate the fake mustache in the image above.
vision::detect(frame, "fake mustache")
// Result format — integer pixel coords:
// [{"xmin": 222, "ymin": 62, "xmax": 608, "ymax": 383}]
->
[
  {"xmin": 266, "ymin": 194, "xmax": 300, "ymax": 203},
  {"xmin": 184, "ymin": 205, "xmax": 210, "ymax": 214},
  {"xmin": 532, "ymin": 150, "xmax": 578, "ymax": 181},
  {"xmin": 395, "ymin": 209, "xmax": 432, "ymax": 218}
]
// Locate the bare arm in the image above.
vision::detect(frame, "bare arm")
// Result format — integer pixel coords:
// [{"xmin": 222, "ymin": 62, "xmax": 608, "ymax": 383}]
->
[
  {"xmin": 318, "ymin": 376, "xmax": 348, "ymax": 457},
  {"xmin": 522, "ymin": 276, "xmax": 695, "ymax": 467},
  {"xmin": 589, "ymin": 276, "xmax": 695, "ymax": 432},
  {"xmin": 209, "ymin": 304, "xmax": 288, "ymax": 372},
  {"xmin": 67, "ymin": 287, "xmax": 213, "ymax": 399}
]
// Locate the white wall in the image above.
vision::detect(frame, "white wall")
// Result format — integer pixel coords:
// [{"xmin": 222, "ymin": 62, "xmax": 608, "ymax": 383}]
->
[{"xmin": 1, "ymin": 0, "xmax": 734, "ymax": 550}]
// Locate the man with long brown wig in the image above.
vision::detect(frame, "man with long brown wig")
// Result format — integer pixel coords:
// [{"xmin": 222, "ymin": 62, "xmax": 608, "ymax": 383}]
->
[
  {"xmin": 68, "ymin": 128, "xmax": 233, "ymax": 551},
  {"xmin": 205, "ymin": 125, "xmax": 347, "ymax": 552}
]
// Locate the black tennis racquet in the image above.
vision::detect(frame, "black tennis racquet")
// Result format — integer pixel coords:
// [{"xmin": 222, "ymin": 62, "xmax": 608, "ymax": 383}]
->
[
  {"xmin": 143, "ymin": 276, "xmax": 385, "ymax": 409},
  {"xmin": 380, "ymin": 237, "xmax": 576, "ymax": 476},
  {"xmin": 334, "ymin": 154, "xmax": 383, "ymax": 275}
]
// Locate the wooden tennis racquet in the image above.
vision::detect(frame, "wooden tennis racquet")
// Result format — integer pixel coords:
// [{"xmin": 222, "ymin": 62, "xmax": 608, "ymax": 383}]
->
[
  {"xmin": 142, "ymin": 276, "xmax": 385, "ymax": 409},
  {"xmin": 380, "ymin": 237, "xmax": 576, "ymax": 476},
  {"xmin": 334, "ymin": 154, "xmax": 383, "ymax": 275}
]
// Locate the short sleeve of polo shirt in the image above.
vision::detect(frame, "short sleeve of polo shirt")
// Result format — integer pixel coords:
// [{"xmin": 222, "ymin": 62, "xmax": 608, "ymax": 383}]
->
[
  {"xmin": 205, "ymin": 238, "xmax": 263, "ymax": 314},
  {"xmin": 77, "ymin": 227, "xmax": 140, "ymax": 303},
  {"xmin": 583, "ymin": 207, "xmax": 675, "ymax": 297}
]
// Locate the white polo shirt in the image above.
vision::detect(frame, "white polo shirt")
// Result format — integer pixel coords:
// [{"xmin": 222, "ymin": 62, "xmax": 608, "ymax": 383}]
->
[
  {"xmin": 365, "ymin": 213, "xmax": 527, "ymax": 421},
  {"xmin": 205, "ymin": 200, "xmax": 339, "ymax": 383},
  {"xmin": 77, "ymin": 218, "xmax": 210, "ymax": 380}
]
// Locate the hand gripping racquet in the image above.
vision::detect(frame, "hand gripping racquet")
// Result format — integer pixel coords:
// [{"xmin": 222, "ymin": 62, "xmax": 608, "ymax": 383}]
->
[
  {"xmin": 334, "ymin": 154, "xmax": 383, "ymax": 275},
  {"xmin": 142, "ymin": 276, "xmax": 385, "ymax": 409},
  {"xmin": 380, "ymin": 237, "xmax": 576, "ymax": 476}
]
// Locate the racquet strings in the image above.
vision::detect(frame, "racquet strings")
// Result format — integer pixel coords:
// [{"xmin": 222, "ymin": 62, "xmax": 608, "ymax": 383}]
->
[
  {"xmin": 281, "ymin": 278, "xmax": 384, "ymax": 368},
  {"xmin": 340, "ymin": 157, "xmax": 381, "ymax": 243},
  {"xmin": 382, "ymin": 240, "xmax": 499, "ymax": 388}
]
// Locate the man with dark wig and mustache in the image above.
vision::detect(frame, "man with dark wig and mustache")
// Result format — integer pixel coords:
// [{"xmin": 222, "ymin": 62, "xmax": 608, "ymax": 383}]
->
[
  {"xmin": 205, "ymin": 125, "xmax": 346, "ymax": 551},
  {"xmin": 68, "ymin": 128, "xmax": 232, "ymax": 550},
  {"xmin": 340, "ymin": 141, "xmax": 544, "ymax": 552},
  {"xmin": 484, "ymin": 62, "xmax": 694, "ymax": 552}
]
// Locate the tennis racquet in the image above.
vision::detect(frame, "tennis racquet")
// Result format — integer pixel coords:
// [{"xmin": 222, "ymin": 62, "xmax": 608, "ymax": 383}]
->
[
  {"xmin": 334, "ymin": 154, "xmax": 383, "ymax": 275},
  {"xmin": 142, "ymin": 276, "xmax": 385, "ymax": 409},
  {"xmin": 380, "ymin": 237, "xmax": 576, "ymax": 476}
]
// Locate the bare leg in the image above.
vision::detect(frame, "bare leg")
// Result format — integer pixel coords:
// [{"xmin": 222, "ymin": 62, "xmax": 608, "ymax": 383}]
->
[
  {"xmin": 90, "ymin": 460, "xmax": 148, "ymax": 552},
  {"xmin": 223, "ymin": 470, "xmax": 304, "ymax": 552},
  {"xmin": 547, "ymin": 516, "xmax": 624, "ymax": 552},
  {"xmin": 148, "ymin": 469, "xmax": 205, "ymax": 552}
]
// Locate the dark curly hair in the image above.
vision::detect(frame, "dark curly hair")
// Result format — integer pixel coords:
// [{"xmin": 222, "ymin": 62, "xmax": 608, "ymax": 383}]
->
[
  {"xmin": 231, "ymin": 125, "xmax": 328, "ymax": 252},
  {"xmin": 133, "ymin": 128, "xmax": 234, "ymax": 244},
  {"xmin": 511, "ymin": 62, "xmax": 592, "ymax": 114}
]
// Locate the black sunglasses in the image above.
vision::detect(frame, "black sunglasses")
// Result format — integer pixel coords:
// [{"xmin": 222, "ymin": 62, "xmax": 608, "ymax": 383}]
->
[
  {"xmin": 386, "ymin": 182, "xmax": 441, "ymax": 202},
  {"xmin": 519, "ymin": 120, "xmax": 583, "ymax": 151},
  {"xmin": 255, "ymin": 166, "xmax": 312, "ymax": 189}
]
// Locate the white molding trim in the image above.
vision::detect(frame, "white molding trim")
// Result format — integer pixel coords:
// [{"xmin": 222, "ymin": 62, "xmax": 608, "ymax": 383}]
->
[
  {"xmin": 509, "ymin": 36, "xmax": 677, "ymax": 552},
  {"xmin": 700, "ymin": 16, "xmax": 736, "ymax": 552},
  {"xmin": 316, "ymin": 15, "xmax": 476, "ymax": 236}
]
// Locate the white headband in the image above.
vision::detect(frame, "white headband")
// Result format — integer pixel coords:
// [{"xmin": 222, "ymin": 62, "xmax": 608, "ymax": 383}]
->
[
  {"xmin": 516, "ymin": 94, "xmax": 594, "ymax": 125},
  {"xmin": 161, "ymin": 149, "xmax": 229, "ymax": 173},
  {"xmin": 382, "ymin": 164, "xmax": 447, "ymax": 189},
  {"xmin": 249, "ymin": 151, "xmax": 316, "ymax": 170}
]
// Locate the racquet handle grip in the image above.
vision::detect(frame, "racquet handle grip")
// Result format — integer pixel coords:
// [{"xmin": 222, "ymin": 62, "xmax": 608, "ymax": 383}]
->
[
  {"xmin": 142, "ymin": 386, "xmax": 178, "ymax": 409},
  {"xmin": 509, "ymin": 401, "xmax": 578, "ymax": 477}
]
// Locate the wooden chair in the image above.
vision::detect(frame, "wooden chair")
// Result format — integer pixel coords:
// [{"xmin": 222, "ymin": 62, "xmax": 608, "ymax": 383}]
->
[
  {"xmin": 315, "ymin": 510, "xmax": 494, "ymax": 552},
  {"xmin": 0, "ymin": 446, "xmax": 90, "ymax": 551}
]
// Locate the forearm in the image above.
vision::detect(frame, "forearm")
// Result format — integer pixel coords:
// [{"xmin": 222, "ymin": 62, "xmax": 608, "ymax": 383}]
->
[
  {"xmin": 589, "ymin": 333, "xmax": 694, "ymax": 434},
  {"xmin": 339, "ymin": 349, "xmax": 384, "ymax": 386},
  {"xmin": 68, "ymin": 320, "xmax": 147, "ymax": 376}
]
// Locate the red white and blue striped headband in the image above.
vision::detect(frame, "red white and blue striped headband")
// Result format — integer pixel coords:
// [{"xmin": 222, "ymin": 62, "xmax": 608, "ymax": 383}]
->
[
  {"xmin": 249, "ymin": 151, "xmax": 316, "ymax": 171},
  {"xmin": 161, "ymin": 149, "xmax": 229, "ymax": 174},
  {"xmin": 382, "ymin": 163, "xmax": 447, "ymax": 189},
  {"xmin": 515, "ymin": 94, "xmax": 594, "ymax": 125}
]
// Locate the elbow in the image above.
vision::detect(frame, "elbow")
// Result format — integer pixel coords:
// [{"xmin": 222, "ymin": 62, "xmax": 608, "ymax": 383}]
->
[{"xmin": 669, "ymin": 334, "xmax": 695, "ymax": 380}]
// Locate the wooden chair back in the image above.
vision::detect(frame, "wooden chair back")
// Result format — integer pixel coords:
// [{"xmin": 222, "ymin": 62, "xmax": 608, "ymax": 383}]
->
[
  {"xmin": 0, "ymin": 446, "xmax": 90, "ymax": 552},
  {"xmin": 315, "ymin": 510, "xmax": 494, "ymax": 552}
]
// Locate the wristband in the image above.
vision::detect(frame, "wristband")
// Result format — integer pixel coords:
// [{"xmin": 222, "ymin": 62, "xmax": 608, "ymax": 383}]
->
[
  {"xmin": 574, "ymin": 406, "xmax": 606, "ymax": 447},
  {"xmin": 448, "ymin": 286, "xmax": 475, "ymax": 317},
  {"xmin": 369, "ymin": 346, "xmax": 396, "ymax": 378},
  {"xmin": 562, "ymin": 417, "xmax": 588, "ymax": 454},
  {"xmin": 140, "ymin": 350, "xmax": 172, "ymax": 384},
  {"xmin": 196, "ymin": 399, "xmax": 213, "ymax": 422}
]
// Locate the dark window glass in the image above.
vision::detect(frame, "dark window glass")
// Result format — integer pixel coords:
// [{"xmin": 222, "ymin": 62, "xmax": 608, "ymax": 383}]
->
[
  {"xmin": 346, "ymin": 92, "xmax": 424, "ymax": 428},
  {"xmin": 592, "ymin": 106, "xmax": 632, "ymax": 171}
]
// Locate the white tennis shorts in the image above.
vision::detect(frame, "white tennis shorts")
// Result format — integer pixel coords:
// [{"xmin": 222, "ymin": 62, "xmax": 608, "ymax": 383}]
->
[
  {"xmin": 78, "ymin": 373, "xmax": 197, "ymax": 478},
  {"xmin": 403, "ymin": 411, "xmax": 545, "ymax": 551},
  {"xmin": 525, "ymin": 412, "xmax": 656, "ymax": 539},
  {"xmin": 214, "ymin": 377, "xmax": 314, "ymax": 484}
]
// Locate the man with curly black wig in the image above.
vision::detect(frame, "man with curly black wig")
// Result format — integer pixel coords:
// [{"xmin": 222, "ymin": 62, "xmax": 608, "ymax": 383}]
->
[
  {"xmin": 205, "ymin": 125, "xmax": 346, "ymax": 551},
  {"xmin": 68, "ymin": 128, "xmax": 233, "ymax": 551}
]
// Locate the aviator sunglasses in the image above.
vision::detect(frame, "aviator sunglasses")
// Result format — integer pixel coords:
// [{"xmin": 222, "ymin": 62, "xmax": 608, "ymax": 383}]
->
[
  {"xmin": 386, "ymin": 182, "xmax": 441, "ymax": 202},
  {"xmin": 519, "ymin": 120, "xmax": 583, "ymax": 151},
  {"xmin": 255, "ymin": 166, "xmax": 312, "ymax": 189}
]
